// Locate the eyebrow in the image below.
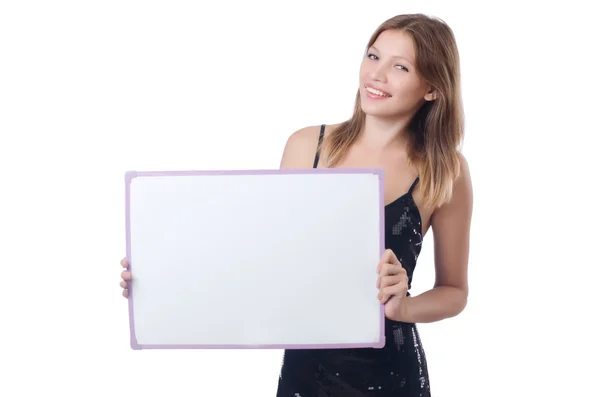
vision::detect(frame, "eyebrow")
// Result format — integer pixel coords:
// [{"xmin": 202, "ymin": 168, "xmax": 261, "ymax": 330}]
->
[{"xmin": 370, "ymin": 46, "xmax": 414, "ymax": 64}]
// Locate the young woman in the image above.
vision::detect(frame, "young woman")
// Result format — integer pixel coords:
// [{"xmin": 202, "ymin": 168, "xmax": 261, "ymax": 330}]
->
[{"xmin": 120, "ymin": 13, "xmax": 472, "ymax": 397}]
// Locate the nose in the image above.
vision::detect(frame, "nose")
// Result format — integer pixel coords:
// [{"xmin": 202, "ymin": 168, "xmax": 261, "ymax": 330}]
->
[{"xmin": 370, "ymin": 63, "xmax": 387, "ymax": 83}]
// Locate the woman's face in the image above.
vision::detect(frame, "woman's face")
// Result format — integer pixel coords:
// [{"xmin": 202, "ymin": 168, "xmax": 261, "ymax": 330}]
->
[{"xmin": 359, "ymin": 29, "xmax": 435, "ymax": 119}]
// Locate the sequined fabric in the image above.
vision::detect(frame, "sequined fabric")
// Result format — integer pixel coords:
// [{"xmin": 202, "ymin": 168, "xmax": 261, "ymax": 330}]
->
[{"xmin": 276, "ymin": 191, "xmax": 430, "ymax": 396}]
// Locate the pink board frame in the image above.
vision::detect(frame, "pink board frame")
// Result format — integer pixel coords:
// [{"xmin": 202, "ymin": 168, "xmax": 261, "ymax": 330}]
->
[{"xmin": 125, "ymin": 168, "xmax": 386, "ymax": 350}]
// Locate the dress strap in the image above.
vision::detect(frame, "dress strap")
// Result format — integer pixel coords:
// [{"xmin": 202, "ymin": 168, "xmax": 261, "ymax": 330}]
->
[
  {"xmin": 312, "ymin": 124, "xmax": 325, "ymax": 168},
  {"xmin": 408, "ymin": 176, "xmax": 420, "ymax": 195}
]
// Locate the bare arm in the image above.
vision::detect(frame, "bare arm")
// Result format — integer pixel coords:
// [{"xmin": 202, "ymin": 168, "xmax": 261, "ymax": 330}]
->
[{"xmin": 393, "ymin": 153, "xmax": 473, "ymax": 323}]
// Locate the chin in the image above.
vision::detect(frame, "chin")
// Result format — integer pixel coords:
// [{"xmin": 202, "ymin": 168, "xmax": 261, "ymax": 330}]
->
[{"xmin": 360, "ymin": 102, "xmax": 396, "ymax": 118}]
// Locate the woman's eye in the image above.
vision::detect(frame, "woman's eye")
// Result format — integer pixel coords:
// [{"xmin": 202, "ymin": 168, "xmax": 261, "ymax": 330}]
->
[
  {"xmin": 395, "ymin": 65, "xmax": 408, "ymax": 72},
  {"xmin": 367, "ymin": 53, "xmax": 378, "ymax": 60}
]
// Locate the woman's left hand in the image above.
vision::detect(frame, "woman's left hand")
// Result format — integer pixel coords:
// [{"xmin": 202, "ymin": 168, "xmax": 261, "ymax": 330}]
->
[{"xmin": 377, "ymin": 249, "xmax": 409, "ymax": 321}]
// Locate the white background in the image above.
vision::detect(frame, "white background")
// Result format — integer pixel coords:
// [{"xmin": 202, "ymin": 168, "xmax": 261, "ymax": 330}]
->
[{"xmin": 1, "ymin": 1, "xmax": 598, "ymax": 396}]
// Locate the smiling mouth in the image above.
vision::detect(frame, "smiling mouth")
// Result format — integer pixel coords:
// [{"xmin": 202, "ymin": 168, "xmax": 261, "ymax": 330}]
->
[{"xmin": 365, "ymin": 85, "xmax": 391, "ymax": 98}]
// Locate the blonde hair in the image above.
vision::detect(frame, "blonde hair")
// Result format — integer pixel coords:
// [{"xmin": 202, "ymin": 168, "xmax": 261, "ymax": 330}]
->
[{"xmin": 322, "ymin": 14, "xmax": 464, "ymax": 208}]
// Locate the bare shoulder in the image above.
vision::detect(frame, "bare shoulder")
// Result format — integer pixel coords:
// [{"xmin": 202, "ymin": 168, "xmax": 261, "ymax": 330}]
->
[
  {"xmin": 453, "ymin": 151, "xmax": 473, "ymax": 206},
  {"xmin": 279, "ymin": 124, "xmax": 331, "ymax": 169},
  {"xmin": 457, "ymin": 151, "xmax": 471, "ymax": 180},
  {"xmin": 431, "ymin": 150, "xmax": 473, "ymax": 224}
]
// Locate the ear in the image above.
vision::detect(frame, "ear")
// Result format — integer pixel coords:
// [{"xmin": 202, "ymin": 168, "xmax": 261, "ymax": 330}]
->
[{"xmin": 424, "ymin": 87, "xmax": 437, "ymax": 101}]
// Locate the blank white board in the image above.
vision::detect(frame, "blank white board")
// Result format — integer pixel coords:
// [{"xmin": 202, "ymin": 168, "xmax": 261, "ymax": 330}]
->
[{"xmin": 124, "ymin": 169, "xmax": 385, "ymax": 350}]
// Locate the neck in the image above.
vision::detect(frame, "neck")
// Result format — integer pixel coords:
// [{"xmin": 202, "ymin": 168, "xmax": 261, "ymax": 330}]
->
[{"xmin": 358, "ymin": 114, "xmax": 413, "ymax": 150}]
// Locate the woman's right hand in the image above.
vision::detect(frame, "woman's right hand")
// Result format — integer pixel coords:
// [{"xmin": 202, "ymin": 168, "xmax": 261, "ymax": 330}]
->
[{"xmin": 120, "ymin": 257, "xmax": 132, "ymax": 298}]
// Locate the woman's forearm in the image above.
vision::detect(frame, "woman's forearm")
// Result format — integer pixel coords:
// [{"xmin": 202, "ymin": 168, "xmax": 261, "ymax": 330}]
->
[{"xmin": 393, "ymin": 286, "xmax": 468, "ymax": 323}]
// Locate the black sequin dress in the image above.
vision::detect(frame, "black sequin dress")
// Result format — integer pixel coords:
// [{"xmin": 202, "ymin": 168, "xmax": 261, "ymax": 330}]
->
[{"xmin": 276, "ymin": 125, "xmax": 431, "ymax": 396}]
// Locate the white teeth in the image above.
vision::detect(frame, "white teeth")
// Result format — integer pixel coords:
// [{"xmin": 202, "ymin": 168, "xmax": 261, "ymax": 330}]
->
[{"xmin": 366, "ymin": 86, "xmax": 390, "ymax": 97}]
